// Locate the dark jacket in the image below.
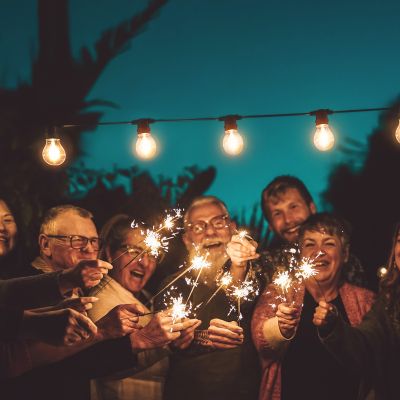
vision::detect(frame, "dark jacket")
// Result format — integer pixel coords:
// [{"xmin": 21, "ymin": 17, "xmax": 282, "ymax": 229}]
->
[{"xmin": 321, "ymin": 297, "xmax": 400, "ymax": 400}]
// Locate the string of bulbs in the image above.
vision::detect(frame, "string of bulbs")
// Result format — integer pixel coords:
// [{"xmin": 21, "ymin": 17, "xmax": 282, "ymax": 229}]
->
[{"xmin": 41, "ymin": 106, "xmax": 400, "ymax": 166}]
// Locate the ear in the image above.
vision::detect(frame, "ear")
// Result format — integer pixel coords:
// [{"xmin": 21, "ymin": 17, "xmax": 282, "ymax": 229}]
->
[
  {"xmin": 310, "ymin": 202, "xmax": 317, "ymax": 215},
  {"xmin": 39, "ymin": 234, "xmax": 52, "ymax": 257},
  {"xmin": 182, "ymin": 232, "xmax": 192, "ymax": 251},
  {"xmin": 229, "ymin": 220, "xmax": 237, "ymax": 232}
]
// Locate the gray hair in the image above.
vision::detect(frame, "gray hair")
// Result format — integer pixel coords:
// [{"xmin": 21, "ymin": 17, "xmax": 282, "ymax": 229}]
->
[
  {"xmin": 40, "ymin": 205, "xmax": 94, "ymax": 235},
  {"xmin": 184, "ymin": 196, "xmax": 229, "ymax": 227}
]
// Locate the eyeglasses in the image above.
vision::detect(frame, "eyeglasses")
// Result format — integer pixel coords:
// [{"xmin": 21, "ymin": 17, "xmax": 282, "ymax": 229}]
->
[
  {"xmin": 121, "ymin": 245, "xmax": 164, "ymax": 263},
  {"xmin": 46, "ymin": 235, "xmax": 103, "ymax": 251},
  {"xmin": 186, "ymin": 214, "xmax": 230, "ymax": 234}
]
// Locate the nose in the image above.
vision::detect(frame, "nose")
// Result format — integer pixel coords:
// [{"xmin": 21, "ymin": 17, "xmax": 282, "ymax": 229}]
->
[
  {"xmin": 283, "ymin": 210, "xmax": 295, "ymax": 226},
  {"xmin": 0, "ymin": 221, "xmax": 5, "ymax": 231},
  {"xmin": 204, "ymin": 222, "xmax": 217, "ymax": 236},
  {"xmin": 82, "ymin": 241, "xmax": 97, "ymax": 254},
  {"xmin": 138, "ymin": 252, "xmax": 152, "ymax": 267}
]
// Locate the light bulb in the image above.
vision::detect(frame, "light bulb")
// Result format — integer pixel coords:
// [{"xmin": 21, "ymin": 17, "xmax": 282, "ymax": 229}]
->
[
  {"xmin": 313, "ymin": 123, "xmax": 335, "ymax": 151},
  {"xmin": 395, "ymin": 120, "xmax": 400, "ymax": 143},
  {"xmin": 222, "ymin": 129, "xmax": 244, "ymax": 156},
  {"xmin": 135, "ymin": 132, "xmax": 157, "ymax": 159},
  {"xmin": 377, "ymin": 266, "xmax": 388, "ymax": 279},
  {"xmin": 134, "ymin": 119, "xmax": 157, "ymax": 160},
  {"xmin": 221, "ymin": 115, "xmax": 244, "ymax": 156},
  {"xmin": 42, "ymin": 138, "xmax": 66, "ymax": 166}
]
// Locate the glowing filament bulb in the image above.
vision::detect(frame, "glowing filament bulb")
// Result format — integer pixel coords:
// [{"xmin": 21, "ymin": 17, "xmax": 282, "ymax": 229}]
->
[
  {"xmin": 134, "ymin": 119, "xmax": 157, "ymax": 160},
  {"xmin": 42, "ymin": 138, "xmax": 66, "ymax": 166},
  {"xmin": 312, "ymin": 109, "xmax": 335, "ymax": 151},
  {"xmin": 395, "ymin": 120, "xmax": 400, "ymax": 144},
  {"xmin": 221, "ymin": 116, "xmax": 244, "ymax": 156}
]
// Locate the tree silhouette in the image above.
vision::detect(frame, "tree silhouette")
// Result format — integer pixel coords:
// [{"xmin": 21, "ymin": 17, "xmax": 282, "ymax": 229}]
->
[
  {"xmin": 323, "ymin": 100, "xmax": 400, "ymax": 289},
  {"xmin": 0, "ymin": 0, "xmax": 167, "ymax": 246}
]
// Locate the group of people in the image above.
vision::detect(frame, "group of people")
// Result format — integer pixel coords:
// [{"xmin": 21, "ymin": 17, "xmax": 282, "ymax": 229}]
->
[{"xmin": 0, "ymin": 175, "xmax": 399, "ymax": 400}]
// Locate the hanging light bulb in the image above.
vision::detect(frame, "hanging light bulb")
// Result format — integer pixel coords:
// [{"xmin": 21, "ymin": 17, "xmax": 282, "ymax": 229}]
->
[
  {"xmin": 395, "ymin": 120, "xmax": 400, "ymax": 143},
  {"xmin": 134, "ymin": 119, "xmax": 157, "ymax": 160},
  {"xmin": 311, "ymin": 109, "xmax": 335, "ymax": 151},
  {"xmin": 42, "ymin": 138, "xmax": 66, "ymax": 166},
  {"xmin": 221, "ymin": 115, "xmax": 244, "ymax": 156}
]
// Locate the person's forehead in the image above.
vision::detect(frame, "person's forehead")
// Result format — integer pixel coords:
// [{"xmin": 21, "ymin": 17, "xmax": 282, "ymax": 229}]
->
[
  {"xmin": 123, "ymin": 229, "xmax": 145, "ymax": 245},
  {"xmin": 188, "ymin": 202, "xmax": 226, "ymax": 222},
  {"xmin": 303, "ymin": 229, "xmax": 339, "ymax": 241},
  {"xmin": 0, "ymin": 200, "xmax": 12, "ymax": 216},
  {"xmin": 54, "ymin": 211, "xmax": 97, "ymax": 235},
  {"xmin": 267, "ymin": 188, "xmax": 306, "ymax": 207}
]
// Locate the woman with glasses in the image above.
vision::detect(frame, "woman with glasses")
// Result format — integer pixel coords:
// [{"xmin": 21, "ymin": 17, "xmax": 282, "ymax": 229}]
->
[{"xmin": 88, "ymin": 214, "xmax": 192, "ymax": 400}]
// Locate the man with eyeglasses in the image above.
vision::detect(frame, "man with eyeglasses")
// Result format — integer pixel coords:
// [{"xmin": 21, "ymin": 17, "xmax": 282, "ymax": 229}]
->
[
  {"xmin": 160, "ymin": 196, "xmax": 263, "ymax": 400},
  {"xmin": 6, "ymin": 205, "xmax": 185, "ymax": 400}
]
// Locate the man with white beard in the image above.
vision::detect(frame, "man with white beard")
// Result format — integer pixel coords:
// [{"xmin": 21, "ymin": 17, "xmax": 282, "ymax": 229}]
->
[{"xmin": 159, "ymin": 196, "xmax": 263, "ymax": 400}]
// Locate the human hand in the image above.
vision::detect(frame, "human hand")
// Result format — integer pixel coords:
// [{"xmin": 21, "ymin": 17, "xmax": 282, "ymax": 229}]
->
[
  {"xmin": 130, "ymin": 311, "xmax": 184, "ymax": 349},
  {"xmin": 276, "ymin": 303, "xmax": 301, "ymax": 339},
  {"xmin": 22, "ymin": 308, "xmax": 98, "ymax": 346},
  {"xmin": 60, "ymin": 259, "xmax": 113, "ymax": 292},
  {"xmin": 55, "ymin": 296, "xmax": 99, "ymax": 314},
  {"xmin": 207, "ymin": 318, "xmax": 244, "ymax": 349},
  {"xmin": 313, "ymin": 300, "xmax": 338, "ymax": 329},
  {"xmin": 170, "ymin": 318, "xmax": 201, "ymax": 350},
  {"xmin": 226, "ymin": 234, "xmax": 259, "ymax": 267},
  {"xmin": 96, "ymin": 303, "xmax": 143, "ymax": 340}
]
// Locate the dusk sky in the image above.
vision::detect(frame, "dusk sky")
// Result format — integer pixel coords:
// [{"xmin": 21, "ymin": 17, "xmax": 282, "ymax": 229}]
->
[{"xmin": 2, "ymin": 0, "xmax": 400, "ymax": 217}]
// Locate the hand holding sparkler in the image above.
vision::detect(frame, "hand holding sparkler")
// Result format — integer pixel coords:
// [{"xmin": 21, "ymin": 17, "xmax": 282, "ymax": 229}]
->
[
  {"xmin": 276, "ymin": 303, "xmax": 301, "ymax": 339},
  {"xmin": 226, "ymin": 231, "xmax": 259, "ymax": 269},
  {"xmin": 96, "ymin": 303, "xmax": 143, "ymax": 341},
  {"xmin": 170, "ymin": 318, "xmax": 201, "ymax": 350},
  {"xmin": 207, "ymin": 318, "xmax": 244, "ymax": 349},
  {"xmin": 312, "ymin": 300, "xmax": 339, "ymax": 330}
]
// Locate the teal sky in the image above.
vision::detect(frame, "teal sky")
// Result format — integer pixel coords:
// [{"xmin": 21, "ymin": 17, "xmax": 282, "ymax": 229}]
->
[{"xmin": 2, "ymin": 0, "xmax": 400, "ymax": 217}]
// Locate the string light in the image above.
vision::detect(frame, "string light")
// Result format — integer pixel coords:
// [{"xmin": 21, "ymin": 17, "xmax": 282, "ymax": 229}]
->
[
  {"xmin": 134, "ymin": 119, "xmax": 157, "ymax": 160},
  {"xmin": 42, "ymin": 138, "xmax": 66, "ymax": 166},
  {"xmin": 311, "ymin": 109, "xmax": 335, "ymax": 151},
  {"xmin": 220, "ymin": 115, "xmax": 244, "ymax": 156},
  {"xmin": 53, "ymin": 105, "xmax": 397, "ymax": 165}
]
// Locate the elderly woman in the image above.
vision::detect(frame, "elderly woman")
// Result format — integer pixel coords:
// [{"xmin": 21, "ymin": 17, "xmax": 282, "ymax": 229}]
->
[
  {"xmin": 89, "ymin": 214, "xmax": 200, "ymax": 400},
  {"xmin": 316, "ymin": 222, "xmax": 400, "ymax": 400},
  {"xmin": 251, "ymin": 213, "xmax": 375, "ymax": 400}
]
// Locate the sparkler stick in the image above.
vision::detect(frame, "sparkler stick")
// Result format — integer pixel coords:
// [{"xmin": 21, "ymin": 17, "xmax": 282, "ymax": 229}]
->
[
  {"xmin": 151, "ymin": 264, "xmax": 192, "ymax": 300},
  {"xmin": 204, "ymin": 272, "xmax": 233, "ymax": 306}
]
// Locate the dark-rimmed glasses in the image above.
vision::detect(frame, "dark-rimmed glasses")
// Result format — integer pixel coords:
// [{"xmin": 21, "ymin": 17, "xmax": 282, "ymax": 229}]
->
[
  {"xmin": 186, "ymin": 214, "xmax": 230, "ymax": 234},
  {"xmin": 46, "ymin": 235, "xmax": 102, "ymax": 251}
]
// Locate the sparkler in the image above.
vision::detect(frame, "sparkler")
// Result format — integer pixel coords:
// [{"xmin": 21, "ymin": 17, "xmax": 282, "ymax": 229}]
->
[
  {"xmin": 230, "ymin": 279, "xmax": 257, "ymax": 325},
  {"xmin": 111, "ymin": 208, "xmax": 183, "ymax": 269},
  {"xmin": 184, "ymin": 252, "xmax": 211, "ymax": 305},
  {"xmin": 204, "ymin": 272, "xmax": 233, "ymax": 306},
  {"xmin": 273, "ymin": 270, "xmax": 293, "ymax": 302}
]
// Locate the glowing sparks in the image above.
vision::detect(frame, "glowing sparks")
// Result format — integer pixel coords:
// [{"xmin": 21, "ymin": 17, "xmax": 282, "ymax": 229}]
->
[
  {"xmin": 190, "ymin": 254, "xmax": 211, "ymax": 271},
  {"xmin": 273, "ymin": 270, "xmax": 292, "ymax": 295},
  {"xmin": 296, "ymin": 258, "xmax": 317, "ymax": 280},
  {"xmin": 219, "ymin": 272, "xmax": 233, "ymax": 287},
  {"xmin": 170, "ymin": 295, "xmax": 191, "ymax": 322}
]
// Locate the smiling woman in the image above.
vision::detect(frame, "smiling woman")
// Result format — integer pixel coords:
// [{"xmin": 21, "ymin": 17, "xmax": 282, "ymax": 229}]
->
[
  {"xmin": 88, "ymin": 214, "xmax": 169, "ymax": 400},
  {"xmin": 251, "ymin": 212, "xmax": 376, "ymax": 400}
]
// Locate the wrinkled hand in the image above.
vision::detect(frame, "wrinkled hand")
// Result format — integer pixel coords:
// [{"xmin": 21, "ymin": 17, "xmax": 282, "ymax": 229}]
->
[
  {"xmin": 207, "ymin": 318, "xmax": 244, "ymax": 349},
  {"xmin": 130, "ymin": 312, "xmax": 185, "ymax": 349},
  {"xmin": 61, "ymin": 259, "xmax": 113, "ymax": 291},
  {"xmin": 313, "ymin": 300, "xmax": 338, "ymax": 329},
  {"xmin": 22, "ymin": 308, "xmax": 98, "ymax": 346},
  {"xmin": 276, "ymin": 303, "xmax": 301, "ymax": 339},
  {"xmin": 96, "ymin": 303, "xmax": 143, "ymax": 340},
  {"xmin": 170, "ymin": 318, "xmax": 201, "ymax": 350},
  {"xmin": 226, "ymin": 234, "xmax": 259, "ymax": 267},
  {"xmin": 55, "ymin": 296, "xmax": 99, "ymax": 314}
]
